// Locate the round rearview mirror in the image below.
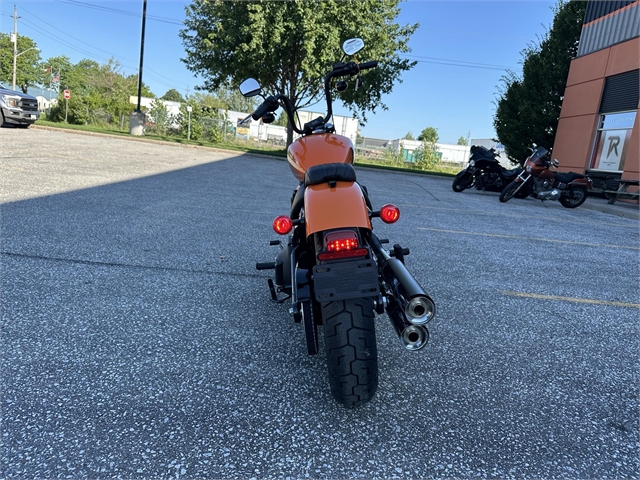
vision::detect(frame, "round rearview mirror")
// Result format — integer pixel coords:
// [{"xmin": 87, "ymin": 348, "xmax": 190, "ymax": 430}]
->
[
  {"xmin": 239, "ymin": 78, "xmax": 261, "ymax": 98},
  {"xmin": 342, "ymin": 38, "xmax": 364, "ymax": 56}
]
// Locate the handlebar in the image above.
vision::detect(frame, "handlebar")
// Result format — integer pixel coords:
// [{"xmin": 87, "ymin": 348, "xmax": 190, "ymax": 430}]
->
[{"xmin": 248, "ymin": 59, "xmax": 378, "ymax": 133}]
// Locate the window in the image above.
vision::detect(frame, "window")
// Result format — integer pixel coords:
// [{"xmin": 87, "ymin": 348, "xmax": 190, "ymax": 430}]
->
[{"xmin": 590, "ymin": 111, "xmax": 636, "ymax": 172}]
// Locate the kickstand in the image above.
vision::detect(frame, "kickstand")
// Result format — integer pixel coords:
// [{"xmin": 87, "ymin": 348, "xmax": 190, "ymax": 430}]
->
[{"xmin": 268, "ymin": 279, "xmax": 291, "ymax": 304}]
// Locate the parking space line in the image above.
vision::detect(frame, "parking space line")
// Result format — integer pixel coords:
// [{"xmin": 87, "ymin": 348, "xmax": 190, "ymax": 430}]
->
[
  {"xmin": 501, "ymin": 290, "xmax": 640, "ymax": 308},
  {"xmin": 417, "ymin": 227, "xmax": 640, "ymax": 251}
]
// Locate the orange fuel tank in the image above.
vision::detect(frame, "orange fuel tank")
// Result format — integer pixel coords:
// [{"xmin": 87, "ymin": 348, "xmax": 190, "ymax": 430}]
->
[{"xmin": 287, "ymin": 133, "xmax": 354, "ymax": 182}]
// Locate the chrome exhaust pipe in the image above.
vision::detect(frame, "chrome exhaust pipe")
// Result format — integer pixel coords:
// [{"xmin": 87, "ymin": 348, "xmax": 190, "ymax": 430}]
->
[
  {"xmin": 368, "ymin": 235, "xmax": 436, "ymax": 326},
  {"xmin": 401, "ymin": 292, "xmax": 436, "ymax": 325},
  {"xmin": 386, "ymin": 297, "xmax": 429, "ymax": 351}
]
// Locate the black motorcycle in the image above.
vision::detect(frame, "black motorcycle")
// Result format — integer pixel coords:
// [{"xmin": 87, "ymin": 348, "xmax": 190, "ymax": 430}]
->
[{"xmin": 452, "ymin": 145, "xmax": 523, "ymax": 194}]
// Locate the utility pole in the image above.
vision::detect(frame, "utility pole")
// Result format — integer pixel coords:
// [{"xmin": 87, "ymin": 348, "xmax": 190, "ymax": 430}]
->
[
  {"xmin": 130, "ymin": 0, "xmax": 147, "ymax": 136},
  {"xmin": 11, "ymin": 5, "xmax": 18, "ymax": 92},
  {"xmin": 135, "ymin": 0, "xmax": 147, "ymax": 112}
]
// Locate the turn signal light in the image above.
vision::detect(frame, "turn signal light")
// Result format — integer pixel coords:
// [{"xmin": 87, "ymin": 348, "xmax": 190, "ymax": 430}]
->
[
  {"xmin": 273, "ymin": 215, "xmax": 293, "ymax": 235},
  {"xmin": 380, "ymin": 204, "xmax": 400, "ymax": 224}
]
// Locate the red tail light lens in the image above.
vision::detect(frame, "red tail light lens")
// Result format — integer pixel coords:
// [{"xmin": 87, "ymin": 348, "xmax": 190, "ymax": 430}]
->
[
  {"xmin": 325, "ymin": 231, "xmax": 358, "ymax": 251},
  {"xmin": 273, "ymin": 215, "xmax": 293, "ymax": 235},
  {"xmin": 318, "ymin": 231, "xmax": 367, "ymax": 261},
  {"xmin": 380, "ymin": 204, "xmax": 400, "ymax": 223}
]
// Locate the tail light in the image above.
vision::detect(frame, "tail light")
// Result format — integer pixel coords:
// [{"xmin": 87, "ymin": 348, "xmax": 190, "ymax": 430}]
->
[
  {"xmin": 318, "ymin": 230, "xmax": 368, "ymax": 261},
  {"xmin": 379, "ymin": 204, "xmax": 400, "ymax": 224},
  {"xmin": 273, "ymin": 215, "xmax": 293, "ymax": 235}
]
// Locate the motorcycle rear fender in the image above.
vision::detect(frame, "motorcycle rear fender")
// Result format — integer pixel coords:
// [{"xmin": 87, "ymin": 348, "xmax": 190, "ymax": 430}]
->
[
  {"xmin": 304, "ymin": 181, "xmax": 372, "ymax": 237},
  {"xmin": 568, "ymin": 177, "xmax": 592, "ymax": 189}
]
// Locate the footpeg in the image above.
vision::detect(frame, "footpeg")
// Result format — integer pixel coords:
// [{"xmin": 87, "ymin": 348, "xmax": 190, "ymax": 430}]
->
[{"xmin": 256, "ymin": 262, "xmax": 276, "ymax": 270}]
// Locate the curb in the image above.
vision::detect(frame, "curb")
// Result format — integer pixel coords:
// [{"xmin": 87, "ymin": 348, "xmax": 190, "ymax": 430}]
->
[
  {"xmin": 582, "ymin": 199, "xmax": 639, "ymax": 220},
  {"xmin": 31, "ymin": 124, "xmax": 288, "ymax": 162}
]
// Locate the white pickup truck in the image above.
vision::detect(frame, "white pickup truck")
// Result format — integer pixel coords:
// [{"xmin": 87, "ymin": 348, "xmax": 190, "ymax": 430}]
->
[{"xmin": 0, "ymin": 83, "xmax": 40, "ymax": 128}]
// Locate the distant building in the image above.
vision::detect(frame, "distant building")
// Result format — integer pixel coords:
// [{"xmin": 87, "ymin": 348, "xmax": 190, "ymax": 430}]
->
[
  {"xmin": 228, "ymin": 109, "xmax": 359, "ymax": 144},
  {"xmin": 388, "ymin": 138, "xmax": 471, "ymax": 165}
]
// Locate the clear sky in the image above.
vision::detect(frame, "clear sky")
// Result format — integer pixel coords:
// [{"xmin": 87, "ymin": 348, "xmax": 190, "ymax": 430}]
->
[{"xmin": 1, "ymin": 0, "xmax": 558, "ymax": 144}]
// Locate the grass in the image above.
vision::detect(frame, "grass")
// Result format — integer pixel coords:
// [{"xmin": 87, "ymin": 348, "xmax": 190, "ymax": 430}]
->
[{"xmin": 35, "ymin": 120, "xmax": 459, "ymax": 176}]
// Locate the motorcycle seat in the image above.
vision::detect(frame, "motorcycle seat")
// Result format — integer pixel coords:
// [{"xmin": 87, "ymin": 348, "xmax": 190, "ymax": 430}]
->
[
  {"xmin": 554, "ymin": 172, "xmax": 586, "ymax": 183},
  {"xmin": 291, "ymin": 163, "xmax": 370, "ymax": 219},
  {"xmin": 304, "ymin": 163, "xmax": 357, "ymax": 187}
]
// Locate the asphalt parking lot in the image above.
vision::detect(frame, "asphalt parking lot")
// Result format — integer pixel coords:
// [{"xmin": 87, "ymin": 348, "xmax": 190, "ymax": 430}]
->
[{"xmin": 1, "ymin": 127, "xmax": 638, "ymax": 479}]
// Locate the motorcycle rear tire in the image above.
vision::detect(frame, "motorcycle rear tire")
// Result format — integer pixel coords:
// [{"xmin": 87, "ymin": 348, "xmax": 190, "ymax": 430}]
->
[
  {"xmin": 452, "ymin": 171, "xmax": 473, "ymax": 192},
  {"xmin": 499, "ymin": 181, "xmax": 519, "ymax": 203},
  {"xmin": 322, "ymin": 297, "xmax": 378, "ymax": 408},
  {"xmin": 559, "ymin": 186, "xmax": 587, "ymax": 208}
]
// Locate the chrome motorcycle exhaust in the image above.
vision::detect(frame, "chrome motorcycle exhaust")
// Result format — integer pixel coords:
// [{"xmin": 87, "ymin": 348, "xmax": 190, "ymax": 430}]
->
[
  {"xmin": 369, "ymin": 235, "xmax": 436, "ymax": 326},
  {"xmin": 376, "ymin": 253, "xmax": 436, "ymax": 326},
  {"xmin": 386, "ymin": 297, "xmax": 429, "ymax": 351}
]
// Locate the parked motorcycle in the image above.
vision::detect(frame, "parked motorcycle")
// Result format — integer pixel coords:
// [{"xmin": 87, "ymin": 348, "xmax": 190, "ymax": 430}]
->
[
  {"xmin": 241, "ymin": 38, "xmax": 436, "ymax": 408},
  {"xmin": 452, "ymin": 145, "xmax": 523, "ymax": 194},
  {"xmin": 499, "ymin": 145, "xmax": 592, "ymax": 208}
]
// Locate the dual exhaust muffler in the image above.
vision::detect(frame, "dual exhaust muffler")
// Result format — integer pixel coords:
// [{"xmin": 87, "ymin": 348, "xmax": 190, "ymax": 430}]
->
[
  {"xmin": 369, "ymin": 236, "xmax": 436, "ymax": 351},
  {"xmin": 386, "ymin": 296, "xmax": 430, "ymax": 351}
]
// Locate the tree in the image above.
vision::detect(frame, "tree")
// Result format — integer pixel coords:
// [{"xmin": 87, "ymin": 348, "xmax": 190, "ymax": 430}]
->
[
  {"xmin": 47, "ymin": 57, "xmax": 154, "ymax": 125},
  {"xmin": 404, "ymin": 132, "xmax": 414, "ymax": 140},
  {"xmin": 0, "ymin": 33, "xmax": 42, "ymax": 91},
  {"xmin": 493, "ymin": 0, "xmax": 586, "ymax": 163},
  {"xmin": 457, "ymin": 136, "xmax": 468, "ymax": 146},
  {"xmin": 180, "ymin": 0, "xmax": 417, "ymax": 145},
  {"xmin": 417, "ymin": 127, "xmax": 438, "ymax": 143},
  {"xmin": 214, "ymin": 85, "xmax": 257, "ymax": 112},
  {"xmin": 148, "ymin": 99, "xmax": 174, "ymax": 135},
  {"xmin": 414, "ymin": 136, "xmax": 441, "ymax": 171},
  {"xmin": 161, "ymin": 88, "xmax": 185, "ymax": 103}
]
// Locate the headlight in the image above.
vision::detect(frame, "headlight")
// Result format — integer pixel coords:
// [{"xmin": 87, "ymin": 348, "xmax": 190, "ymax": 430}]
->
[
  {"xmin": 469, "ymin": 160, "xmax": 475, "ymax": 167},
  {"xmin": 526, "ymin": 165, "xmax": 532, "ymax": 172},
  {"xmin": 1, "ymin": 95, "xmax": 20, "ymax": 108}
]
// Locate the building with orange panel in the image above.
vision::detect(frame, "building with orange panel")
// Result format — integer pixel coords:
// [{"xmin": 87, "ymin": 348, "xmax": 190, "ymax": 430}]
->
[{"xmin": 552, "ymin": 1, "xmax": 639, "ymax": 189}]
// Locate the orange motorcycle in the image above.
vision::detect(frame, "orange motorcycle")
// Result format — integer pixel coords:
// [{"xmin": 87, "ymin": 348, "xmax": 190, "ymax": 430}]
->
[
  {"xmin": 499, "ymin": 145, "xmax": 592, "ymax": 208},
  {"xmin": 240, "ymin": 39, "xmax": 436, "ymax": 408}
]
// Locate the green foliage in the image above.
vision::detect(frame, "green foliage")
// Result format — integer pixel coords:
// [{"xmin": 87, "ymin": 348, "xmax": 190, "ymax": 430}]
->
[
  {"xmin": 273, "ymin": 111, "xmax": 289, "ymax": 127},
  {"xmin": 493, "ymin": 0, "xmax": 586, "ymax": 163},
  {"xmin": 161, "ymin": 88, "xmax": 185, "ymax": 103},
  {"xmin": 148, "ymin": 99, "xmax": 174, "ymax": 135},
  {"xmin": 381, "ymin": 148, "xmax": 405, "ymax": 166},
  {"xmin": 417, "ymin": 126, "xmax": 438, "ymax": 143},
  {"xmin": 214, "ymin": 85, "xmax": 257, "ymax": 112},
  {"xmin": 414, "ymin": 136, "xmax": 441, "ymax": 170},
  {"xmin": 45, "ymin": 57, "xmax": 154, "ymax": 126},
  {"xmin": 181, "ymin": 0, "xmax": 417, "ymax": 143},
  {"xmin": 457, "ymin": 136, "xmax": 468, "ymax": 146},
  {"xmin": 0, "ymin": 33, "xmax": 42, "ymax": 91},
  {"xmin": 404, "ymin": 131, "xmax": 414, "ymax": 140},
  {"xmin": 177, "ymin": 99, "xmax": 203, "ymax": 140}
]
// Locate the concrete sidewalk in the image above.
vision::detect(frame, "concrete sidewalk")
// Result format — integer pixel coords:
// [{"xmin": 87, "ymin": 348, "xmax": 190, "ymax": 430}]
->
[{"xmin": 583, "ymin": 195, "xmax": 639, "ymax": 220}]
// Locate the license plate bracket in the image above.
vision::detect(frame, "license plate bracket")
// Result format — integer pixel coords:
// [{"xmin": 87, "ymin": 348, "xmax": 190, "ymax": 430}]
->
[{"xmin": 313, "ymin": 259, "xmax": 379, "ymax": 303}]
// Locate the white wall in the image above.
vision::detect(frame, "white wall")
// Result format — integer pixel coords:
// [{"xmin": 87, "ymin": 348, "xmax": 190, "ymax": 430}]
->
[{"xmin": 391, "ymin": 139, "xmax": 471, "ymax": 164}]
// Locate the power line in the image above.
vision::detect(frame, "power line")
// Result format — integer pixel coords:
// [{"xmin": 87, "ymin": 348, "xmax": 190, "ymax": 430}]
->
[
  {"xmin": 52, "ymin": 0, "xmax": 184, "ymax": 26},
  {"xmin": 13, "ymin": 11, "xmax": 188, "ymax": 94},
  {"xmin": 401, "ymin": 54, "xmax": 516, "ymax": 71}
]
